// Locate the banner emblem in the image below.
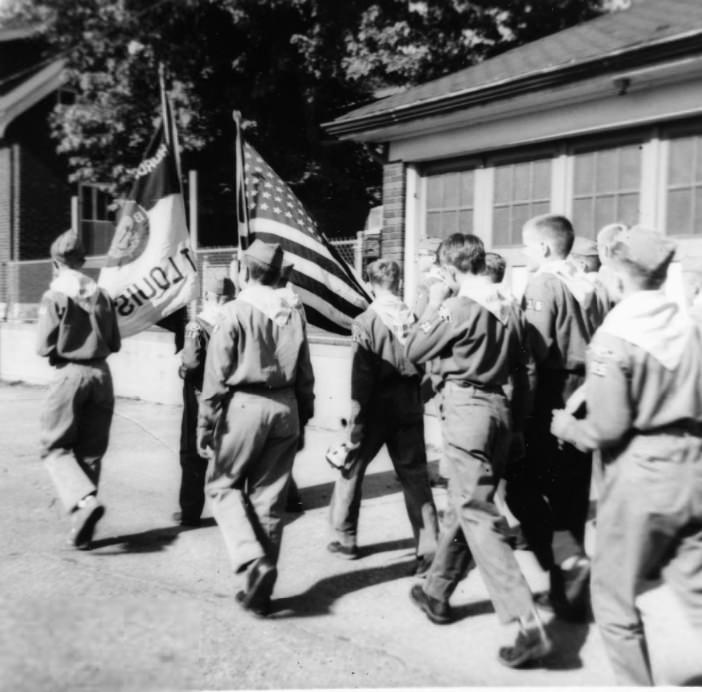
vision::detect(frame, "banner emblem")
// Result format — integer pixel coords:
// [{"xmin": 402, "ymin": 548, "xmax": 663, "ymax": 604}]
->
[{"xmin": 106, "ymin": 201, "xmax": 150, "ymax": 268}]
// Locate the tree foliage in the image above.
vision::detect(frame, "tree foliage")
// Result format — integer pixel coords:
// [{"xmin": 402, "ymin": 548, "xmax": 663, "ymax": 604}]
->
[{"xmin": 1, "ymin": 0, "xmax": 604, "ymax": 242}]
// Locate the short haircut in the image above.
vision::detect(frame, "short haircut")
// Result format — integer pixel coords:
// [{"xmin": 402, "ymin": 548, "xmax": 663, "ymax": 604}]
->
[
  {"xmin": 437, "ymin": 233, "xmax": 467, "ymax": 266},
  {"xmin": 366, "ymin": 258, "xmax": 400, "ymax": 291},
  {"xmin": 444, "ymin": 234, "xmax": 485, "ymax": 275},
  {"xmin": 484, "ymin": 252, "xmax": 506, "ymax": 283},
  {"xmin": 610, "ymin": 241, "xmax": 672, "ymax": 290},
  {"xmin": 243, "ymin": 255, "xmax": 280, "ymax": 286},
  {"xmin": 525, "ymin": 214, "xmax": 575, "ymax": 258}
]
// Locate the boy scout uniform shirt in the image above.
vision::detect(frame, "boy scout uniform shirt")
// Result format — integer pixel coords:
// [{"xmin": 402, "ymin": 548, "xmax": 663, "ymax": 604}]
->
[
  {"xmin": 198, "ymin": 284, "xmax": 315, "ymax": 434},
  {"xmin": 562, "ymin": 290, "xmax": 702, "ymax": 450},
  {"xmin": 522, "ymin": 260, "xmax": 602, "ymax": 372},
  {"xmin": 37, "ymin": 269, "xmax": 121, "ymax": 363},
  {"xmin": 348, "ymin": 295, "xmax": 421, "ymax": 445},
  {"xmin": 405, "ymin": 283, "xmax": 533, "ymax": 429}
]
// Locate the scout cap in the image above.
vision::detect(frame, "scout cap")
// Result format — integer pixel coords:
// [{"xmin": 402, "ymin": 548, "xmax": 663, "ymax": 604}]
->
[
  {"xmin": 205, "ymin": 275, "xmax": 236, "ymax": 297},
  {"xmin": 612, "ymin": 226, "xmax": 676, "ymax": 281},
  {"xmin": 243, "ymin": 239, "xmax": 284, "ymax": 271},
  {"xmin": 570, "ymin": 236, "xmax": 598, "ymax": 257},
  {"xmin": 50, "ymin": 229, "xmax": 86, "ymax": 267}
]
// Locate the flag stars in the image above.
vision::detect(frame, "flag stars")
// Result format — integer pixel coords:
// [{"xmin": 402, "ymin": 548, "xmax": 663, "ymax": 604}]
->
[
  {"xmin": 262, "ymin": 191, "xmax": 272, "ymax": 199},
  {"xmin": 273, "ymin": 206, "xmax": 282, "ymax": 214},
  {"xmin": 260, "ymin": 202, "xmax": 269, "ymax": 210}
]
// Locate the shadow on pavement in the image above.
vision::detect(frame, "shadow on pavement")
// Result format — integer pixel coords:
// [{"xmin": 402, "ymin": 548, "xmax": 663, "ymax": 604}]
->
[{"xmin": 89, "ymin": 519, "xmax": 215, "ymax": 554}]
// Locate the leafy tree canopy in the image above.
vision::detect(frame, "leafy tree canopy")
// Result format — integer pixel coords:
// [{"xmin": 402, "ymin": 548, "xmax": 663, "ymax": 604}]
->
[{"xmin": 1, "ymin": 0, "xmax": 604, "ymax": 243}]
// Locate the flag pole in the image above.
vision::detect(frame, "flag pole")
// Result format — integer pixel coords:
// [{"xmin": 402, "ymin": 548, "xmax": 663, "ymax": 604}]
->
[
  {"xmin": 158, "ymin": 62, "xmax": 170, "ymax": 146},
  {"xmin": 233, "ymin": 110, "xmax": 250, "ymax": 253}
]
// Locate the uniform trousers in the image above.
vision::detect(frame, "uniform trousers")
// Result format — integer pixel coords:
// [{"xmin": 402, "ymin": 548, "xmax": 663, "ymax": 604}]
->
[
  {"xmin": 423, "ymin": 383, "xmax": 534, "ymax": 623},
  {"xmin": 40, "ymin": 361, "xmax": 114, "ymax": 513},
  {"xmin": 329, "ymin": 396, "xmax": 438, "ymax": 558},
  {"xmin": 506, "ymin": 369, "xmax": 592, "ymax": 570},
  {"xmin": 593, "ymin": 432, "xmax": 702, "ymax": 686},
  {"xmin": 179, "ymin": 379, "xmax": 209, "ymax": 521},
  {"xmin": 207, "ymin": 388, "xmax": 299, "ymax": 578}
]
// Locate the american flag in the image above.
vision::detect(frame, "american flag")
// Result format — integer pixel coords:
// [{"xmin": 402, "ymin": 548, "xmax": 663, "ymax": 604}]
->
[{"xmin": 235, "ymin": 123, "xmax": 371, "ymax": 335}]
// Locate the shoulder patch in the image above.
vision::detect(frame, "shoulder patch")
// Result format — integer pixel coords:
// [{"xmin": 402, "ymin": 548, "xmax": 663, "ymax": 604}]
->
[
  {"xmin": 185, "ymin": 322, "xmax": 201, "ymax": 338},
  {"xmin": 351, "ymin": 324, "xmax": 365, "ymax": 344},
  {"xmin": 438, "ymin": 305, "xmax": 452, "ymax": 323},
  {"xmin": 525, "ymin": 298, "xmax": 543, "ymax": 312},
  {"xmin": 419, "ymin": 320, "xmax": 433, "ymax": 334}
]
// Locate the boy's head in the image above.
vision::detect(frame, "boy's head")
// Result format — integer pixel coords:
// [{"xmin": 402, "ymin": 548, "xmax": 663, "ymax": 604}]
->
[
  {"xmin": 570, "ymin": 236, "xmax": 601, "ymax": 273},
  {"xmin": 50, "ymin": 229, "xmax": 86, "ymax": 270},
  {"xmin": 443, "ymin": 234, "xmax": 485, "ymax": 276},
  {"xmin": 681, "ymin": 255, "xmax": 702, "ymax": 307},
  {"xmin": 438, "ymin": 233, "xmax": 467, "ymax": 267},
  {"xmin": 241, "ymin": 239, "xmax": 283, "ymax": 286},
  {"xmin": 484, "ymin": 252, "xmax": 506, "ymax": 284},
  {"xmin": 366, "ymin": 259, "xmax": 401, "ymax": 295},
  {"xmin": 204, "ymin": 275, "xmax": 236, "ymax": 305},
  {"xmin": 610, "ymin": 226, "xmax": 676, "ymax": 292},
  {"xmin": 522, "ymin": 214, "xmax": 574, "ymax": 271},
  {"xmin": 597, "ymin": 222, "xmax": 627, "ymax": 264}
]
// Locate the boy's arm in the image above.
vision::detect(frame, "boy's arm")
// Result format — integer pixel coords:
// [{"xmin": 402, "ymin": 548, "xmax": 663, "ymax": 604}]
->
[
  {"xmin": 295, "ymin": 333, "xmax": 316, "ymax": 428},
  {"xmin": 36, "ymin": 292, "xmax": 60, "ymax": 360},
  {"xmin": 405, "ymin": 301, "xmax": 457, "ymax": 365},
  {"xmin": 348, "ymin": 321, "xmax": 377, "ymax": 446},
  {"xmin": 522, "ymin": 276, "xmax": 557, "ymax": 365}
]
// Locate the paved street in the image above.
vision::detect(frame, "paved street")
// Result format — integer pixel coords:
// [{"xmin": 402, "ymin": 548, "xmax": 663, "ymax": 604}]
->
[{"xmin": 0, "ymin": 381, "xmax": 690, "ymax": 690}]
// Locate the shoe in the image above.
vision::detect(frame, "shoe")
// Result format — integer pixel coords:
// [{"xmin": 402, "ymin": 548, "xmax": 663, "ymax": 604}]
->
[
  {"xmin": 409, "ymin": 584, "xmax": 452, "ymax": 624},
  {"xmin": 172, "ymin": 511, "xmax": 201, "ymax": 527},
  {"xmin": 327, "ymin": 541, "xmax": 359, "ymax": 560},
  {"xmin": 69, "ymin": 496, "xmax": 105, "ymax": 550},
  {"xmin": 235, "ymin": 590, "xmax": 271, "ymax": 617},
  {"xmin": 239, "ymin": 557, "xmax": 277, "ymax": 613},
  {"xmin": 498, "ymin": 627, "xmax": 552, "ymax": 668},
  {"xmin": 413, "ymin": 555, "xmax": 433, "ymax": 578}
]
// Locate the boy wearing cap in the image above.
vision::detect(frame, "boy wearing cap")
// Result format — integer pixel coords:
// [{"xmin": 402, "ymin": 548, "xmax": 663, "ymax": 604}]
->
[
  {"xmin": 328, "ymin": 259, "xmax": 438, "ymax": 573},
  {"xmin": 570, "ymin": 236, "xmax": 609, "ymax": 321},
  {"xmin": 37, "ymin": 229, "xmax": 121, "ymax": 549},
  {"xmin": 508, "ymin": 214, "xmax": 603, "ymax": 622},
  {"xmin": 406, "ymin": 235, "xmax": 551, "ymax": 668},
  {"xmin": 176, "ymin": 275, "xmax": 236, "ymax": 526},
  {"xmin": 596, "ymin": 223, "xmax": 627, "ymax": 310},
  {"xmin": 197, "ymin": 239, "xmax": 314, "ymax": 615},
  {"xmin": 551, "ymin": 227, "xmax": 702, "ymax": 685}
]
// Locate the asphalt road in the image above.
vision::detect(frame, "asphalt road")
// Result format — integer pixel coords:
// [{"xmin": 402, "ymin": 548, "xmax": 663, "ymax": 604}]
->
[{"xmin": 0, "ymin": 381, "xmax": 698, "ymax": 690}]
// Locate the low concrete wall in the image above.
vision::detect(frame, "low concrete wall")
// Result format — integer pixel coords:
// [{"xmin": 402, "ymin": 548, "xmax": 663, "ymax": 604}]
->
[{"xmin": 0, "ymin": 321, "xmax": 352, "ymax": 430}]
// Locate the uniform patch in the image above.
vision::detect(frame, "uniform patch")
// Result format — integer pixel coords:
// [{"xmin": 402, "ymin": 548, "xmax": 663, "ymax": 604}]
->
[
  {"xmin": 419, "ymin": 320, "xmax": 433, "ymax": 334},
  {"xmin": 185, "ymin": 322, "xmax": 201, "ymax": 338},
  {"xmin": 438, "ymin": 305, "xmax": 452, "ymax": 322},
  {"xmin": 590, "ymin": 360, "xmax": 608, "ymax": 377},
  {"xmin": 525, "ymin": 298, "xmax": 543, "ymax": 311}
]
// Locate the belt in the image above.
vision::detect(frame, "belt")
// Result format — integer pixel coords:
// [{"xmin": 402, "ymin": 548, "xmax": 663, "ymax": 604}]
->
[
  {"xmin": 232, "ymin": 383, "xmax": 294, "ymax": 394},
  {"xmin": 444, "ymin": 380, "xmax": 504, "ymax": 394},
  {"xmin": 638, "ymin": 421, "xmax": 702, "ymax": 438}
]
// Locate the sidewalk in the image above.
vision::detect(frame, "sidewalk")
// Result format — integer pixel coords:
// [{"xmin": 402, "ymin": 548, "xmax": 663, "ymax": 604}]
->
[{"xmin": 0, "ymin": 382, "xmax": 689, "ymax": 689}]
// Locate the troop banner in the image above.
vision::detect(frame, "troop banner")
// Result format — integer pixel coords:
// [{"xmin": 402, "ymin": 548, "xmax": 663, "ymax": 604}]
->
[{"xmin": 98, "ymin": 120, "xmax": 197, "ymax": 338}]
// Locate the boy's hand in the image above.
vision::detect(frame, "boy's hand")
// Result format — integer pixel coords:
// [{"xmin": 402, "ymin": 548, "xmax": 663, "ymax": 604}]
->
[{"xmin": 197, "ymin": 428, "xmax": 215, "ymax": 459}]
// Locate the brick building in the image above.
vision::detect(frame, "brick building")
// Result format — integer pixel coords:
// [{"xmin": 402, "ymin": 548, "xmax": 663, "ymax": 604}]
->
[
  {"xmin": 0, "ymin": 23, "xmax": 70, "ymax": 316},
  {"xmin": 325, "ymin": 0, "xmax": 702, "ymax": 303}
]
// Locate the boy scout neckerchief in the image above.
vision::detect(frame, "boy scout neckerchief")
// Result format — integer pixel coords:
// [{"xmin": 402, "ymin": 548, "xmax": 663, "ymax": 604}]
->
[
  {"xmin": 600, "ymin": 290, "xmax": 694, "ymax": 370},
  {"xmin": 197, "ymin": 303, "xmax": 227, "ymax": 333},
  {"xmin": 50, "ymin": 268, "xmax": 99, "ymax": 313},
  {"xmin": 539, "ymin": 259, "xmax": 596, "ymax": 307},
  {"xmin": 238, "ymin": 284, "xmax": 293, "ymax": 326},
  {"xmin": 369, "ymin": 293, "xmax": 416, "ymax": 345},
  {"xmin": 458, "ymin": 280, "xmax": 513, "ymax": 325}
]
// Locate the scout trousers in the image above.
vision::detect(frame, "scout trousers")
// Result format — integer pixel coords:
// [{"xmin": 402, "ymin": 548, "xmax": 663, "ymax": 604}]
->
[
  {"xmin": 424, "ymin": 384, "xmax": 534, "ymax": 623},
  {"xmin": 207, "ymin": 389, "xmax": 299, "ymax": 578},
  {"xmin": 329, "ymin": 405, "xmax": 438, "ymax": 558},
  {"xmin": 40, "ymin": 361, "xmax": 114, "ymax": 513},
  {"xmin": 179, "ymin": 380, "xmax": 209, "ymax": 521},
  {"xmin": 593, "ymin": 432, "xmax": 702, "ymax": 686}
]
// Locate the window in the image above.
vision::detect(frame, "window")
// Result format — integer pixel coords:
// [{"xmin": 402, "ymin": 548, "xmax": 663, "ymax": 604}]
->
[
  {"xmin": 492, "ymin": 159, "xmax": 551, "ymax": 246},
  {"xmin": 666, "ymin": 134, "xmax": 702, "ymax": 236},
  {"xmin": 425, "ymin": 169, "xmax": 474, "ymax": 239},
  {"xmin": 79, "ymin": 184, "xmax": 115, "ymax": 255},
  {"xmin": 572, "ymin": 143, "xmax": 641, "ymax": 237}
]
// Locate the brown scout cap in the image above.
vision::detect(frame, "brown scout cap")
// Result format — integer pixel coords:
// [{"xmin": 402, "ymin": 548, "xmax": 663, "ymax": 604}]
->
[
  {"xmin": 50, "ymin": 229, "xmax": 86, "ymax": 267},
  {"xmin": 243, "ymin": 239, "xmax": 284, "ymax": 271},
  {"xmin": 205, "ymin": 275, "xmax": 236, "ymax": 297},
  {"xmin": 613, "ymin": 226, "xmax": 677, "ymax": 276}
]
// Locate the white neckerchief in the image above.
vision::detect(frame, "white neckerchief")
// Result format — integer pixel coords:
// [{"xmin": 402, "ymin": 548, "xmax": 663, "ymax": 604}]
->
[
  {"xmin": 539, "ymin": 259, "xmax": 596, "ymax": 307},
  {"xmin": 369, "ymin": 293, "xmax": 416, "ymax": 345},
  {"xmin": 458, "ymin": 280, "xmax": 512, "ymax": 325},
  {"xmin": 238, "ymin": 284, "xmax": 293, "ymax": 326},
  {"xmin": 600, "ymin": 290, "xmax": 695, "ymax": 370},
  {"xmin": 50, "ymin": 268, "xmax": 99, "ymax": 312}
]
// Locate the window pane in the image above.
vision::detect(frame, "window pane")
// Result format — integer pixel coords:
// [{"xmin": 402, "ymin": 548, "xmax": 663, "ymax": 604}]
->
[
  {"xmin": 617, "ymin": 193, "xmax": 639, "ymax": 227},
  {"xmin": 459, "ymin": 209, "xmax": 473, "ymax": 235},
  {"xmin": 532, "ymin": 159, "xmax": 551, "ymax": 199},
  {"xmin": 619, "ymin": 145, "xmax": 641, "ymax": 190},
  {"xmin": 492, "ymin": 207, "xmax": 511, "ymax": 246},
  {"xmin": 667, "ymin": 188, "xmax": 693, "ymax": 236},
  {"xmin": 443, "ymin": 173, "xmax": 459, "ymax": 208},
  {"xmin": 531, "ymin": 201, "xmax": 550, "ymax": 218},
  {"xmin": 595, "ymin": 149, "xmax": 617, "ymax": 193},
  {"xmin": 427, "ymin": 176, "xmax": 442, "ymax": 209},
  {"xmin": 513, "ymin": 163, "xmax": 530, "ymax": 201},
  {"xmin": 441, "ymin": 211, "xmax": 458, "ymax": 237},
  {"xmin": 574, "ymin": 153, "xmax": 594, "ymax": 196},
  {"xmin": 494, "ymin": 166, "xmax": 512, "ymax": 203},
  {"xmin": 460, "ymin": 170, "xmax": 474, "ymax": 207},
  {"xmin": 594, "ymin": 195, "xmax": 617, "ymax": 231},
  {"xmin": 694, "ymin": 186, "xmax": 702, "ymax": 236},
  {"xmin": 572, "ymin": 198, "xmax": 593, "ymax": 237},
  {"xmin": 511, "ymin": 204, "xmax": 532, "ymax": 242},
  {"xmin": 669, "ymin": 138, "xmax": 693, "ymax": 187},
  {"xmin": 426, "ymin": 211, "xmax": 442, "ymax": 237}
]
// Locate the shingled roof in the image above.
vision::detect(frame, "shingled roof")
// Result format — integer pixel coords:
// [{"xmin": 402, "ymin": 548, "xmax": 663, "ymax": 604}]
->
[{"xmin": 325, "ymin": 0, "xmax": 702, "ymax": 137}]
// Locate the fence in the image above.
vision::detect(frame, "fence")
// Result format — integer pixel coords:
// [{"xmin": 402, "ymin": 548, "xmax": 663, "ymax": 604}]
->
[{"xmin": 0, "ymin": 230, "xmax": 380, "ymax": 322}]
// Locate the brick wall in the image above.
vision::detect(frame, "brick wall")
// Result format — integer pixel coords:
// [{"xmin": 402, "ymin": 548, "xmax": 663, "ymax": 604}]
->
[{"xmin": 381, "ymin": 161, "xmax": 406, "ymax": 268}]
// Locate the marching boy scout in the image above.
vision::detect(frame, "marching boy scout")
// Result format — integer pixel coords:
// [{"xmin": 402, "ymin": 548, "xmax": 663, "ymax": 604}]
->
[
  {"xmin": 551, "ymin": 227, "xmax": 702, "ymax": 686},
  {"xmin": 406, "ymin": 234, "xmax": 551, "ymax": 668},
  {"xmin": 177, "ymin": 275, "xmax": 236, "ymax": 526},
  {"xmin": 197, "ymin": 240, "xmax": 314, "ymax": 615},
  {"xmin": 37, "ymin": 230, "xmax": 121, "ymax": 549},
  {"xmin": 507, "ymin": 214, "xmax": 602, "ymax": 621},
  {"xmin": 328, "ymin": 259, "xmax": 438, "ymax": 573}
]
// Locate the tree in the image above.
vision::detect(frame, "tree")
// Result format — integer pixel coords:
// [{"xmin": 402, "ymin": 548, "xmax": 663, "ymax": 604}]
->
[{"xmin": 1, "ymin": 0, "xmax": 604, "ymax": 242}]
